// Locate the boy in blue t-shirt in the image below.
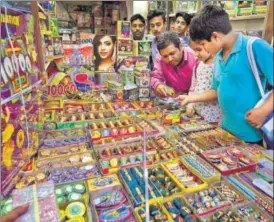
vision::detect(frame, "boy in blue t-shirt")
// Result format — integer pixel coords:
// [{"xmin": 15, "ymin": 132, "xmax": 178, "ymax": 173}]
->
[{"xmin": 177, "ymin": 5, "xmax": 273, "ymax": 143}]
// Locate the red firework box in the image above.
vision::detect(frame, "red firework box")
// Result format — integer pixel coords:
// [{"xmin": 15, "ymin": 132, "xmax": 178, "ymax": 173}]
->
[
  {"xmin": 201, "ymin": 146, "xmax": 258, "ymax": 176},
  {"xmin": 95, "ymin": 140, "xmax": 158, "ymax": 161}
]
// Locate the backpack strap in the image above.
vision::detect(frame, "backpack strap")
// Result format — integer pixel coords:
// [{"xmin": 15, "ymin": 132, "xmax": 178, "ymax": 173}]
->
[{"xmin": 246, "ymin": 37, "xmax": 265, "ymax": 97}]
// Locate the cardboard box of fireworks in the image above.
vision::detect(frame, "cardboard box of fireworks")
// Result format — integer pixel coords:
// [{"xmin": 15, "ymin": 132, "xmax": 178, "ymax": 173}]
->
[{"xmin": 87, "ymin": 174, "xmax": 137, "ymax": 221}]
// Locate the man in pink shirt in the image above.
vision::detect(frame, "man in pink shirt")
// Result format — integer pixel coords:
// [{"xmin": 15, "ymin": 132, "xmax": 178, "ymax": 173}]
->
[{"xmin": 151, "ymin": 31, "xmax": 198, "ymax": 97}]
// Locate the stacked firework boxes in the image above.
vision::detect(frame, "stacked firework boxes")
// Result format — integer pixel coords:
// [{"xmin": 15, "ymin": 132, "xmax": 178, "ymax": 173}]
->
[
  {"xmin": 117, "ymin": 21, "xmax": 152, "ymax": 102},
  {"xmin": 133, "ymin": 40, "xmax": 152, "ymax": 101},
  {"xmin": 116, "ymin": 21, "xmax": 137, "ymax": 102}
]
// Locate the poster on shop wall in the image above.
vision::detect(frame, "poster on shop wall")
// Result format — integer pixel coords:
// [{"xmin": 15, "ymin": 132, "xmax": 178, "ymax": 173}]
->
[
  {"xmin": 93, "ymin": 34, "xmax": 117, "ymax": 72},
  {"xmin": 62, "ymin": 43, "xmax": 95, "ymax": 92}
]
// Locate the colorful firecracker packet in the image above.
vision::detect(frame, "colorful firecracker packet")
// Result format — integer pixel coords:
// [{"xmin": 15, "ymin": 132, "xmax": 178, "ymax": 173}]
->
[{"xmin": 12, "ymin": 182, "xmax": 60, "ymax": 222}]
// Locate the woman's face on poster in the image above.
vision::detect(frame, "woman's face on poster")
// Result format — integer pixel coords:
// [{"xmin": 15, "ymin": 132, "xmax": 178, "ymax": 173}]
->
[{"xmin": 98, "ymin": 35, "xmax": 114, "ymax": 60}]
